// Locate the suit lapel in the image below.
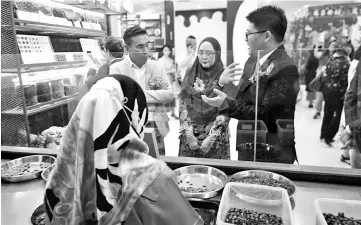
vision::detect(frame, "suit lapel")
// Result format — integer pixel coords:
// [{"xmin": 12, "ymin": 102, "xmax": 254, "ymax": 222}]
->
[
  {"xmin": 238, "ymin": 56, "xmax": 257, "ymax": 92},
  {"xmin": 262, "ymin": 45, "xmax": 284, "ymax": 79},
  {"xmin": 238, "ymin": 45, "xmax": 285, "ymax": 92},
  {"xmin": 243, "ymin": 56, "xmax": 258, "ymax": 80}
]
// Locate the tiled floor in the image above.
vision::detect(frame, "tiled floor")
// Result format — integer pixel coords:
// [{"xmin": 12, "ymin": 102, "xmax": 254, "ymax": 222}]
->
[
  {"xmin": 163, "ymin": 86, "xmax": 351, "ymax": 169},
  {"xmin": 294, "ymin": 97, "xmax": 349, "ymax": 168}
]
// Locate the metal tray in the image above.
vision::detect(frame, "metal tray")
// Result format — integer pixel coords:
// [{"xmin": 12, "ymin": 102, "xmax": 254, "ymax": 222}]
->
[
  {"xmin": 236, "ymin": 143, "xmax": 281, "ymax": 162},
  {"xmin": 228, "ymin": 170, "xmax": 296, "ymax": 198},
  {"xmin": 189, "ymin": 198, "xmax": 219, "ymax": 225},
  {"xmin": 174, "ymin": 165, "xmax": 227, "ymax": 199},
  {"xmin": 41, "ymin": 164, "xmax": 55, "ymax": 181},
  {"xmin": 1, "ymin": 155, "xmax": 56, "ymax": 183}
]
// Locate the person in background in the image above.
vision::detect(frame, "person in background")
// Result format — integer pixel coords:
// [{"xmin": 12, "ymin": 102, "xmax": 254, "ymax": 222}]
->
[
  {"xmin": 178, "ymin": 35, "xmax": 197, "ymax": 82},
  {"xmin": 341, "ymin": 61, "xmax": 361, "ymax": 169},
  {"xmin": 178, "ymin": 37, "xmax": 230, "ymax": 159},
  {"xmin": 202, "ymin": 6, "xmax": 300, "ymax": 164},
  {"xmin": 77, "ymin": 36, "xmax": 124, "ymax": 101},
  {"xmin": 313, "ymin": 51, "xmax": 330, "ymax": 119},
  {"xmin": 158, "ymin": 45, "xmax": 178, "ymax": 118},
  {"xmin": 320, "ymin": 41, "xmax": 350, "ymax": 147},
  {"xmin": 109, "ymin": 26, "xmax": 174, "ymax": 156},
  {"xmin": 86, "ymin": 36, "xmax": 124, "ymax": 88},
  {"xmin": 340, "ymin": 46, "xmax": 361, "ymax": 163},
  {"xmin": 345, "ymin": 40, "xmax": 355, "ymax": 61},
  {"xmin": 148, "ymin": 41, "xmax": 158, "ymax": 60},
  {"xmin": 313, "ymin": 42, "xmax": 337, "ymax": 119},
  {"xmin": 347, "ymin": 46, "xmax": 361, "ymax": 85},
  {"xmin": 304, "ymin": 46, "xmax": 319, "ymax": 108},
  {"xmin": 44, "ymin": 75, "xmax": 203, "ymax": 225}
]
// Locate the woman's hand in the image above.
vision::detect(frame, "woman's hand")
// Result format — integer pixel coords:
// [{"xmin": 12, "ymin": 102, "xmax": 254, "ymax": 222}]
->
[
  {"xmin": 201, "ymin": 89, "xmax": 227, "ymax": 107},
  {"xmin": 185, "ymin": 130, "xmax": 199, "ymax": 150},
  {"xmin": 340, "ymin": 127, "xmax": 351, "ymax": 144},
  {"xmin": 201, "ymin": 136, "xmax": 213, "ymax": 153},
  {"xmin": 188, "ymin": 138, "xmax": 200, "ymax": 150}
]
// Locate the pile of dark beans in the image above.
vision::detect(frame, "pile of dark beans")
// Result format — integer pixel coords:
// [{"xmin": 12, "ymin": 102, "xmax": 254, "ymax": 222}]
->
[
  {"xmin": 225, "ymin": 208, "xmax": 283, "ymax": 225},
  {"xmin": 178, "ymin": 179, "xmax": 213, "ymax": 193},
  {"xmin": 34, "ymin": 213, "xmax": 46, "ymax": 225},
  {"xmin": 323, "ymin": 212, "xmax": 361, "ymax": 225},
  {"xmin": 230, "ymin": 175, "xmax": 293, "ymax": 196},
  {"xmin": 52, "ymin": 8, "xmax": 65, "ymax": 18},
  {"xmin": 180, "ymin": 187, "xmax": 209, "ymax": 193}
]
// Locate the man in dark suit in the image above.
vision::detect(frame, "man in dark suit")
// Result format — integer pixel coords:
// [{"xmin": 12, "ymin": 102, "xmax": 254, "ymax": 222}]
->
[{"xmin": 202, "ymin": 6, "xmax": 300, "ymax": 163}]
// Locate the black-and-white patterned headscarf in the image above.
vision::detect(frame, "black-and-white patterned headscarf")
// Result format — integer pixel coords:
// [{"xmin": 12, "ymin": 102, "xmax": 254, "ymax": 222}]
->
[{"xmin": 44, "ymin": 75, "xmax": 166, "ymax": 225}]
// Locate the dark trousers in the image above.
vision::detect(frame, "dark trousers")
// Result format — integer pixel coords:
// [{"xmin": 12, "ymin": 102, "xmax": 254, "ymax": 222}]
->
[
  {"xmin": 321, "ymin": 99, "xmax": 344, "ymax": 141},
  {"xmin": 146, "ymin": 121, "xmax": 165, "ymax": 155}
]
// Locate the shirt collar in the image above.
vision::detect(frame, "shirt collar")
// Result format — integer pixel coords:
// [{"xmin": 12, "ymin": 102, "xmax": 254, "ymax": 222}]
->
[
  {"xmin": 259, "ymin": 48, "xmax": 277, "ymax": 66},
  {"xmin": 126, "ymin": 55, "xmax": 146, "ymax": 70}
]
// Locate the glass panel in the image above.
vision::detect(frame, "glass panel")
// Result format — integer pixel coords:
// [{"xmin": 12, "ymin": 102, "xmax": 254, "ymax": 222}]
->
[
  {"xmin": 158, "ymin": 0, "xmax": 359, "ymax": 170},
  {"xmin": 1, "ymin": 0, "xmax": 360, "ymax": 170}
]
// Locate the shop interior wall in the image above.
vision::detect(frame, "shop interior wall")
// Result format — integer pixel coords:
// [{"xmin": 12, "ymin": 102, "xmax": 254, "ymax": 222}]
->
[{"xmin": 174, "ymin": 8, "xmax": 227, "ymax": 65}]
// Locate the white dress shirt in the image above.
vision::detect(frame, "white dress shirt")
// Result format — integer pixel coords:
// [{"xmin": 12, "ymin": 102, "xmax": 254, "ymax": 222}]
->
[
  {"xmin": 109, "ymin": 55, "xmax": 174, "ymax": 105},
  {"xmin": 126, "ymin": 55, "xmax": 147, "ymax": 89},
  {"xmin": 259, "ymin": 48, "xmax": 277, "ymax": 67}
]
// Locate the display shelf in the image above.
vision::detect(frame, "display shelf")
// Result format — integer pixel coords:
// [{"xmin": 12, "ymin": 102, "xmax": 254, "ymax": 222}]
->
[
  {"xmin": 1, "ymin": 60, "xmax": 88, "ymax": 73},
  {"xmin": 1, "ymin": 94, "xmax": 77, "ymax": 116},
  {"xmin": 14, "ymin": 19, "xmax": 106, "ymax": 37}
]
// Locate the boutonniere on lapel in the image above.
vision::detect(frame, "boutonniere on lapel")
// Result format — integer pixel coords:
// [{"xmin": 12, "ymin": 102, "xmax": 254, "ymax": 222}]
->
[
  {"xmin": 149, "ymin": 77, "xmax": 167, "ymax": 90},
  {"xmin": 249, "ymin": 62, "xmax": 275, "ymax": 84}
]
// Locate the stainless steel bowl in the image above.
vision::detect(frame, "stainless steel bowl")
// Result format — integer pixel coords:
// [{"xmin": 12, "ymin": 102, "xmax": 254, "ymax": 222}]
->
[
  {"xmin": 228, "ymin": 170, "xmax": 296, "ymax": 198},
  {"xmin": 236, "ymin": 143, "xmax": 281, "ymax": 162},
  {"xmin": 1, "ymin": 155, "xmax": 56, "ymax": 183},
  {"xmin": 41, "ymin": 164, "xmax": 55, "ymax": 181},
  {"xmin": 174, "ymin": 165, "xmax": 227, "ymax": 199}
]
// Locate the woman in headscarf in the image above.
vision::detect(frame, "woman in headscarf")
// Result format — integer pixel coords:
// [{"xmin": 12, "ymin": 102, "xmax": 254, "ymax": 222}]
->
[
  {"xmin": 44, "ymin": 75, "xmax": 203, "ymax": 225},
  {"xmin": 320, "ymin": 41, "xmax": 350, "ymax": 147},
  {"xmin": 178, "ymin": 37, "xmax": 230, "ymax": 159}
]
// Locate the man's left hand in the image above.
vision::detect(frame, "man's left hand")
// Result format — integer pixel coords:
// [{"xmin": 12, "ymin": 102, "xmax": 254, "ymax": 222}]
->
[{"xmin": 201, "ymin": 89, "xmax": 227, "ymax": 107}]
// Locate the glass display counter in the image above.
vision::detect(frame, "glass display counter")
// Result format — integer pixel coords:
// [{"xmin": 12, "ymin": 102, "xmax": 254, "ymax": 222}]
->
[{"xmin": 1, "ymin": 154, "xmax": 360, "ymax": 225}]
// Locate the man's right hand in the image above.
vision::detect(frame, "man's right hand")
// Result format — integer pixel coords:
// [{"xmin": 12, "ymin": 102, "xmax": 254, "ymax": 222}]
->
[{"xmin": 219, "ymin": 62, "xmax": 243, "ymax": 86}]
